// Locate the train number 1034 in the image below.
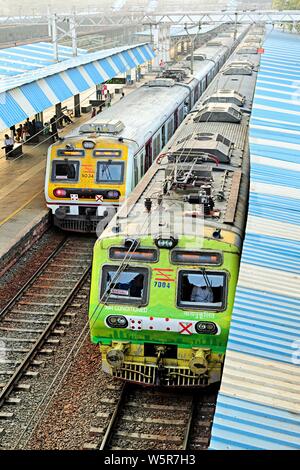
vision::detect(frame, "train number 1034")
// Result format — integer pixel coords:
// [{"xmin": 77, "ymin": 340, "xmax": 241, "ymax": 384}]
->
[{"xmin": 153, "ymin": 281, "xmax": 171, "ymax": 289}]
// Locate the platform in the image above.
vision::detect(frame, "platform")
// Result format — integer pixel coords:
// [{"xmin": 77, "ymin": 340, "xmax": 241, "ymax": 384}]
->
[
  {"xmin": 209, "ymin": 30, "xmax": 300, "ymax": 450},
  {"xmin": 0, "ymin": 76, "xmax": 151, "ymax": 270}
]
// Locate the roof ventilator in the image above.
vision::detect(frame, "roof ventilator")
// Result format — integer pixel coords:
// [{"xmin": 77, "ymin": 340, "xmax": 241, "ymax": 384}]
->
[
  {"xmin": 202, "ymin": 90, "xmax": 245, "ymax": 107},
  {"xmin": 79, "ymin": 119, "xmax": 125, "ymax": 135},
  {"xmin": 147, "ymin": 78, "xmax": 175, "ymax": 87},
  {"xmin": 160, "ymin": 68, "xmax": 188, "ymax": 82},
  {"xmin": 223, "ymin": 62, "xmax": 253, "ymax": 75},
  {"xmin": 237, "ymin": 46, "xmax": 259, "ymax": 55},
  {"xmin": 207, "ymin": 40, "xmax": 223, "ymax": 46},
  {"xmin": 170, "ymin": 132, "xmax": 233, "ymax": 163},
  {"xmin": 193, "ymin": 103, "xmax": 242, "ymax": 123}
]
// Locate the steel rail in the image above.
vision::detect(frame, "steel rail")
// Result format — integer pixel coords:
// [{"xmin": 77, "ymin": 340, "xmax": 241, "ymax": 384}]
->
[
  {"xmin": 0, "ymin": 236, "xmax": 68, "ymax": 321},
  {"xmin": 0, "ymin": 263, "xmax": 91, "ymax": 408}
]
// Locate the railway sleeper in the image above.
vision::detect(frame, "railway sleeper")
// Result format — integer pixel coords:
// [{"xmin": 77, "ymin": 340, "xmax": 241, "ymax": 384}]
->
[
  {"xmin": 10, "ymin": 310, "xmax": 56, "ymax": 316},
  {"xmin": 121, "ymin": 415, "xmax": 186, "ymax": 426},
  {"xmin": 0, "ymin": 412, "xmax": 14, "ymax": 419},
  {"xmin": 114, "ymin": 431, "xmax": 182, "ymax": 444},
  {"xmin": 5, "ymin": 397, "xmax": 21, "ymax": 405},
  {"xmin": 126, "ymin": 401, "xmax": 190, "ymax": 412},
  {"xmin": 89, "ymin": 426, "xmax": 105, "ymax": 437},
  {"xmin": 0, "ymin": 371, "xmax": 39, "ymax": 378}
]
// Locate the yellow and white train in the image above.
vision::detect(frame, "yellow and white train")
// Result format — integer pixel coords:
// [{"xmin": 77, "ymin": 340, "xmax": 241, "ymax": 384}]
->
[{"xmin": 44, "ymin": 27, "xmax": 248, "ymax": 232}]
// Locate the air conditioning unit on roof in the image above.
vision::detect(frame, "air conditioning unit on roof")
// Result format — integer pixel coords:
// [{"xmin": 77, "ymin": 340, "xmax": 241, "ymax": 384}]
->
[{"xmin": 79, "ymin": 119, "xmax": 125, "ymax": 134}]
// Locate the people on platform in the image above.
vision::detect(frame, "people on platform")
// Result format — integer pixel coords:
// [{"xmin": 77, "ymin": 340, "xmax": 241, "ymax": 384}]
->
[
  {"xmin": 22, "ymin": 121, "xmax": 30, "ymax": 141},
  {"xmin": 2, "ymin": 134, "xmax": 14, "ymax": 159},
  {"xmin": 50, "ymin": 116, "xmax": 59, "ymax": 142},
  {"xmin": 16, "ymin": 124, "xmax": 23, "ymax": 142},
  {"xmin": 10, "ymin": 125, "xmax": 16, "ymax": 139},
  {"xmin": 91, "ymin": 107, "xmax": 97, "ymax": 118},
  {"xmin": 62, "ymin": 112, "xmax": 73, "ymax": 125}
]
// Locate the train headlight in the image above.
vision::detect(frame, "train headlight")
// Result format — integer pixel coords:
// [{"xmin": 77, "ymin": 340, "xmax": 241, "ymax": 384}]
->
[
  {"xmin": 82, "ymin": 140, "xmax": 96, "ymax": 149},
  {"xmin": 106, "ymin": 315, "xmax": 128, "ymax": 329},
  {"xmin": 195, "ymin": 322, "xmax": 218, "ymax": 335},
  {"xmin": 106, "ymin": 190, "xmax": 120, "ymax": 199},
  {"xmin": 53, "ymin": 188, "xmax": 67, "ymax": 197},
  {"xmin": 155, "ymin": 236, "xmax": 178, "ymax": 249}
]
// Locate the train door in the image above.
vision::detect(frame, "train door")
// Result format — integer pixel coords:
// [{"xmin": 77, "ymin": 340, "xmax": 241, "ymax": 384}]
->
[
  {"xmin": 140, "ymin": 149, "xmax": 145, "ymax": 178},
  {"xmin": 174, "ymin": 109, "xmax": 179, "ymax": 130},
  {"xmin": 167, "ymin": 116, "xmax": 174, "ymax": 141},
  {"xmin": 178, "ymin": 105, "xmax": 184, "ymax": 125},
  {"xmin": 194, "ymin": 84, "xmax": 200, "ymax": 103},
  {"xmin": 144, "ymin": 139, "xmax": 152, "ymax": 173}
]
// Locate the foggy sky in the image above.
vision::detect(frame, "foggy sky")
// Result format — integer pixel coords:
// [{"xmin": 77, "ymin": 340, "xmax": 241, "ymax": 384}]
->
[{"xmin": 0, "ymin": 1, "xmax": 273, "ymax": 17}]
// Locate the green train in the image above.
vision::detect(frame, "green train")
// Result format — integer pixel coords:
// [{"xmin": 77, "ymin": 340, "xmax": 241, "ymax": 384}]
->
[{"xmin": 89, "ymin": 29, "xmax": 262, "ymax": 386}]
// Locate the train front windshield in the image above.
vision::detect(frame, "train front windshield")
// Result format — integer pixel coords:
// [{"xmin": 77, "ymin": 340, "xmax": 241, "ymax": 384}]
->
[
  {"xmin": 101, "ymin": 266, "xmax": 148, "ymax": 305},
  {"xmin": 178, "ymin": 271, "xmax": 226, "ymax": 309},
  {"xmin": 52, "ymin": 161, "xmax": 79, "ymax": 181},
  {"xmin": 96, "ymin": 161, "xmax": 124, "ymax": 183}
]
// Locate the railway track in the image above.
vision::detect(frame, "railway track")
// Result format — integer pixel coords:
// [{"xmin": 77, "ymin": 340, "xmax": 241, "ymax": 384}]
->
[
  {"xmin": 0, "ymin": 236, "xmax": 94, "ymax": 415},
  {"xmin": 85, "ymin": 383, "xmax": 218, "ymax": 450}
]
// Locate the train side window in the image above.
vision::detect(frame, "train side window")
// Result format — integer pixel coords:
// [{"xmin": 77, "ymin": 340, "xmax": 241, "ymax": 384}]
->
[
  {"xmin": 140, "ymin": 152, "xmax": 144, "ymax": 176},
  {"xmin": 178, "ymin": 106, "xmax": 184, "ymax": 124},
  {"xmin": 162, "ymin": 125, "xmax": 166, "ymax": 148},
  {"xmin": 167, "ymin": 119, "xmax": 173, "ymax": 140},
  {"xmin": 100, "ymin": 265, "xmax": 149, "ymax": 305},
  {"xmin": 177, "ymin": 271, "xmax": 227, "ymax": 310},
  {"xmin": 134, "ymin": 157, "xmax": 139, "ymax": 186},
  {"xmin": 51, "ymin": 160, "xmax": 79, "ymax": 182},
  {"xmin": 96, "ymin": 161, "xmax": 124, "ymax": 183}
]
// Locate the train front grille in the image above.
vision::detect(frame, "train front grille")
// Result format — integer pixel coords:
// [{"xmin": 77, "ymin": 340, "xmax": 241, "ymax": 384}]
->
[
  {"xmin": 54, "ymin": 216, "xmax": 99, "ymax": 233},
  {"xmin": 112, "ymin": 362, "xmax": 209, "ymax": 387}
]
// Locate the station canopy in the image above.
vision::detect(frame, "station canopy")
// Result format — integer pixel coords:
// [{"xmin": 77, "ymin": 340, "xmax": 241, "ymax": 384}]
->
[
  {"xmin": 0, "ymin": 42, "xmax": 155, "ymax": 130},
  {"xmin": 0, "ymin": 42, "xmax": 88, "ymax": 79}
]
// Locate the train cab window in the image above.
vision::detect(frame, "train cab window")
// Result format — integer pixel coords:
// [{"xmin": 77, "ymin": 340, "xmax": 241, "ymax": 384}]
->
[
  {"xmin": 96, "ymin": 161, "xmax": 124, "ymax": 183},
  {"xmin": 52, "ymin": 160, "xmax": 79, "ymax": 182},
  {"xmin": 177, "ymin": 271, "xmax": 226, "ymax": 310},
  {"xmin": 100, "ymin": 266, "xmax": 148, "ymax": 305}
]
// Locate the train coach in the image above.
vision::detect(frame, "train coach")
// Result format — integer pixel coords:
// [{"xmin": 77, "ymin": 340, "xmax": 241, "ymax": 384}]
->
[
  {"xmin": 88, "ymin": 27, "xmax": 263, "ymax": 387},
  {"xmin": 44, "ymin": 26, "xmax": 248, "ymax": 233}
]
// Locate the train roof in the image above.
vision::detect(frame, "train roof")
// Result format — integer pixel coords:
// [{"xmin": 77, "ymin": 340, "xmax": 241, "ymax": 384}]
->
[
  {"xmin": 99, "ymin": 28, "xmax": 261, "ymax": 248},
  {"xmin": 52, "ymin": 27, "xmax": 251, "ymax": 154},
  {"xmin": 57, "ymin": 81, "xmax": 189, "ymax": 151}
]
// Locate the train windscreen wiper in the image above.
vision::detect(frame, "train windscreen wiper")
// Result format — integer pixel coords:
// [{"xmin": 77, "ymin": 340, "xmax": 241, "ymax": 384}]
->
[{"xmin": 201, "ymin": 268, "xmax": 214, "ymax": 297}]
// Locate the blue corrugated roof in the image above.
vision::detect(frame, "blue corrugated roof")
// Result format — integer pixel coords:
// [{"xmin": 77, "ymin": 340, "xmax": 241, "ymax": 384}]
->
[
  {"xmin": 210, "ymin": 29, "xmax": 300, "ymax": 451},
  {"xmin": 0, "ymin": 42, "xmax": 87, "ymax": 78},
  {"xmin": 0, "ymin": 43, "xmax": 155, "ymax": 130},
  {"xmin": 0, "ymin": 42, "xmax": 153, "ymax": 94}
]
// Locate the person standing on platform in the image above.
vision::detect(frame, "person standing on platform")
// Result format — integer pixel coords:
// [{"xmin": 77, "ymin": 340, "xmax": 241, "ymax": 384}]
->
[
  {"xmin": 10, "ymin": 125, "xmax": 16, "ymax": 139},
  {"xmin": 2, "ymin": 134, "xmax": 14, "ymax": 159},
  {"xmin": 91, "ymin": 107, "xmax": 97, "ymax": 118},
  {"xmin": 22, "ymin": 120, "xmax": 30, "ymax": 142},
  {"xmin": 50, "ymin": 116, "xmax": 59, "ymax": 142},
  {"xmin": 16, "ymin": 124, "xmax": 23, "ymax": 142}
]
